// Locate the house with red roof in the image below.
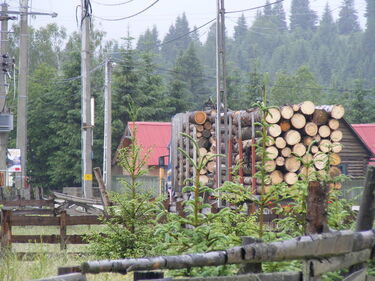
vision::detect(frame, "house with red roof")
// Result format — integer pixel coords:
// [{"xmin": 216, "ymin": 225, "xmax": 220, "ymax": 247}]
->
[
  {"xmin": 352, "ymin": 124, "xmax": 375, "ymax": 165},
  {"xmin": 114, "ymin": 122, "xmax": 171, "ymax": 178}
]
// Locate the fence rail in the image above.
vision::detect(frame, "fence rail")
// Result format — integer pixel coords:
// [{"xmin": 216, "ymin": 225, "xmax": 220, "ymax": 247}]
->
[{"xmin": 1, "ymin": 208, "xmax": 102, "ymax": 250}]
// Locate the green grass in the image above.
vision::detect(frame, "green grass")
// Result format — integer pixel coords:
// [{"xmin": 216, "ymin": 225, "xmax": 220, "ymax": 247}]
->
[{"xmin": 0, "ymin": 225, "xmax": 132, "ymax": 281}]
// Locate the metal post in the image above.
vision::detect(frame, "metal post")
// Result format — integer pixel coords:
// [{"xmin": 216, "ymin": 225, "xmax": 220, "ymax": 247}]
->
[
  {"xmin": 103, "ymin": 59, "xmax": 112, "ymax": 190},
  {"xmin": 81, "ymin": 0, "xmax": 93, "ymax": 198},
  {"xmin": 16, "ymin": 0, "xmax": 28, "ymax": 198},
  {"xmin": 0, "ymin": 3, "xmax": 9, "ymax": 196}
]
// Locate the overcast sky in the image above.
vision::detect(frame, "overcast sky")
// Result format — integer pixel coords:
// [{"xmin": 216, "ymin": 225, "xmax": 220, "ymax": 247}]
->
[{"xmin": 5, "ymin": 0, "xmax": 368, "ymax": 42}]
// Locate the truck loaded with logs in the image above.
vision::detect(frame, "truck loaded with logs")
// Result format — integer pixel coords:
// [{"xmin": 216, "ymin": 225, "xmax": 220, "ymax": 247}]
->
[{"xmin": 170, "ymin": 101, "xmax": 345, "ymax": 196}]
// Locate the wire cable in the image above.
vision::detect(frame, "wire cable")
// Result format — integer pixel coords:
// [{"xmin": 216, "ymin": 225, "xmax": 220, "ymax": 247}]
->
[
  {"xmin": 93, "ymin": 0, "xmax": 160, "ymax": 21},
  {"xmin": 92, "ymin": 0, "xmax": 136, "ymax": 6},
  {"xmin": 226, "ymin": 0, "xmax": 285, "ymax": 14}
]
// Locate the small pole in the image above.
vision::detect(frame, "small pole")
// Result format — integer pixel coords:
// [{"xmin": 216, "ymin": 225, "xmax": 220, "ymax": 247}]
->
[
  {"xmin": 93, "ymin": 167, "xmax": 111, "ymax": 216},
  {"xmin": 59, "ymin": 210, "xmax": 67, "ymax": 250},
  {"xmin": 1, "ymin": 209, "xmax": 12, "ymax": 250},
  {"xmin": 251, "ymin": 112, "xmax": 256, "ymax": 193},
  {"xmin": 103, "ymin": 60, "xmax": 112, "ymax": 190},
  {"xmin": 238, "ymin": 114, "xmax": 244, "ymax": 184}
]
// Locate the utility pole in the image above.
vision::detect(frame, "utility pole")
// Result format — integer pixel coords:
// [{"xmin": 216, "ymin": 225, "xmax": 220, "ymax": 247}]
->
[
  {"xmin": 16, "ymin": 0, "xmax": 29, "ymax": 198},
  {"xmin": 15, "ymin": 0, "xmax": 56, "ymax": 198},
  {"xmin": 215, "ymin": 0, "xmax": 227, "ymax": 199},
  {"xmin": 103, "ymin": 59, "xmax": 112, "ymax": 190},
  {"xmin": 0, "ymin": 3, "xmax": 15, "ymax": 200},
  {"xmin": 81, "ymin": 0, "xmax": 93, "ymax": 198}
]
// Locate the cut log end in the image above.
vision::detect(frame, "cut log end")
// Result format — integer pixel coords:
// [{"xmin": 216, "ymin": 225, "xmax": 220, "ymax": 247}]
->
[
  {"xmin": 300, "ymin": 101, "xmax": 315, "ymax": 115},
  {"xmin": 266, "ymin": 107, "xmax": 281, "ymax": 124},
  {"xmin": 331, "ymin": 105, "xmax": 345, "ymax": 119}
]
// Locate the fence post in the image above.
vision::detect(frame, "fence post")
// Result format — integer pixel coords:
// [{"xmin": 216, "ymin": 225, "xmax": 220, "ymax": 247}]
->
[
  {"xmin": 349, "ymin": 165, "xmax": 375, "ymax": 275},
  {"xmin": 1, "ymin": 209, "xmax": 12, "ymax": 250},
  {"xmin": 306, "ymin": 181, "xmax": 328, "ymax": 234},
  {"xmin": 238, "ymin": 236, "xmax": 262, "ymax": 274},
  {"xmin": 60, "ymin": 210, "xmax": 67, "ymax": 250}
]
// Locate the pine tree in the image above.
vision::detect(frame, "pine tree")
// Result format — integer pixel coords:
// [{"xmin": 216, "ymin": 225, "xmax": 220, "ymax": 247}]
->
[
  {"xmin": 337, "ymin": 0, "xmax": 361, "ymax": 34},
  {"xmin": 272, "ymin": 1, "xmax": 287, "ymax": 30},
  {"xmin": 233, "ymin": 14, "xmax": 247, "ymax": 42},
  {"xmin": 160, "ymin": 13, "xmax": 191, "ymax": 66},
  {"xmin": 263, "ymin": 0, "xmax": 273, "ymax": 16},
  {"xmin": 290, "ymin": 0, "xmax": 317, "ymax": 31},
  {"xmin": 317, "ymin": 4, "xmax": 337, "ymax": 45},
  {"xmin": 136, "ymin": 26, "xmax": 160, "ymax": 53}
]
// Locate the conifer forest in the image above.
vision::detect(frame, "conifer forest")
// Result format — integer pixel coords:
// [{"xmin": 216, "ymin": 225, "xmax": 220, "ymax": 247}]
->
[{"xmin": 5, "ymin": 0, "xmax": 375, "ymax": 191}]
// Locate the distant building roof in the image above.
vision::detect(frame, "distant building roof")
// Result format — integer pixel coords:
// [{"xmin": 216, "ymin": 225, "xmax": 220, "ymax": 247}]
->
[
  {"xmin": 127, "ymin": 122, "xmax": 171, "ymax": 166},
  {"xmin": 352, "ymin": 123, "xmax": 375, "ymax": 164}
]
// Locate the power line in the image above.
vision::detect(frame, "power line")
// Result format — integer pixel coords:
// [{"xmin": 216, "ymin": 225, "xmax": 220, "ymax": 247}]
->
[
  {"xmin": 93, "ymin": 0, "xmax": 160, "ymax": 21},
  {"xmin": 92, "ymin": 0, "xmax": 136, "ymax": 6},
  {"xmin": 226, "ymin": 0, "xmax": 286, "ymax": 14}
]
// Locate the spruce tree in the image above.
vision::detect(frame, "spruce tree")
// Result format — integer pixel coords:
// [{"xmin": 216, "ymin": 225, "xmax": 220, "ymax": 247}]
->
[
  {"xmin": 290, "ymin": 0, "xmax": 317, "ymax": 31},
  {"xmin": 337, "ymin": 0, "xmax": 360, "ymax": 34},
  {"xmin": 136, "ymin": 26, "xmax": 160, "ymax": 54},
  {"xmin": 317, "ymin": 4, "xmax": 337, "ymax": 45},
  {"xmin": 363, "ymin": 0, "xmax": 375, "ymax": 85},
  {"xmin": 272, "ymin": 1, "xmax": 287, "ymax": 31},
  {"xmin": 233, "ymin": 14, "xmax": 247, "ymax": 42},
  {"xmin": 263, "ymin": 0, "xmax": 273, "ymax": 16}
]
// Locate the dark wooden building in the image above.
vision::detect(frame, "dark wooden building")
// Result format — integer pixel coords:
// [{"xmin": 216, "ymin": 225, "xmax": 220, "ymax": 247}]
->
[{"xmin": 339, "ymin": 119, "xmax": 374, "ymax": 178}]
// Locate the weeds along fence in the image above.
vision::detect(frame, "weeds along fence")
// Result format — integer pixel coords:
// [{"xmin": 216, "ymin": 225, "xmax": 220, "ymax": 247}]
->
[{"xmin": 0, "ymin": 204, "xmax": 102, "ymax": 251}]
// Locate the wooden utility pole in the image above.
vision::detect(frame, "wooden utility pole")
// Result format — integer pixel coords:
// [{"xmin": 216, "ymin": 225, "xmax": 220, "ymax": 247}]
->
[
  {"xmin": 15, "ymin": 0, "xmax": 57, "ymax": 198},
  {"xmin": 103, "ymin": 59, "xmax": 112, "ymax": 190},
  {"xmin": 215, "ymin": 0, "xmax": 227, "ymax": 199},
  {"xmin": 0, "ymin": 3, "xmax": 14, "ymax": 199},
  {"xmin": 15, "ymin": 0, "xmax": 29, "ymax": 198},
  {"xmin": 81, "ymin": 0, "xmax": 93, "ymax": 198}
]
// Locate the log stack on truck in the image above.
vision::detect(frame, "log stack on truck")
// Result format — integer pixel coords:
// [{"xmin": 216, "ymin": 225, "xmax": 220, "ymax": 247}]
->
[{"xmin": 171, "ymin": 101, "xmax": 345, "ymax": 195}]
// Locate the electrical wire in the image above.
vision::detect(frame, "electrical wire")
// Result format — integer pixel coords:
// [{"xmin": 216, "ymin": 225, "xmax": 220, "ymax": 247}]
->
[
  {"xmin": 93, "ymin": 0, "xmax": 160, "ymax": 21},
  {"xmin": 92, "ymin": 0, "xmax": 136, "ymax": 6},
  {"xmin": 226, "ymin": 0, "xmax": 286, "ymax": 14}
]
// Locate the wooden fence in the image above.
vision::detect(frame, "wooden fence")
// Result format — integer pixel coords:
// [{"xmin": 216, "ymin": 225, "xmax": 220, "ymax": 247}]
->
[
  {"xmin": 0, "ymin": 207, "xmax": 102, "ymax": 250},
  {"xmin": 28, "ymin": 166, "xmax": 375, "ymax": 281}
]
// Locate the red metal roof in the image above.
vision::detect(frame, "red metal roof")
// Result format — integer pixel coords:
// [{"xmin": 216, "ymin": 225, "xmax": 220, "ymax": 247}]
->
[
  {"xmin": 352, "ymin": 124, "xmax": 375, "ymax": 164},
  {"xmin": 128, "ymin": 122, "xmax": 171, "ymax": 166}
]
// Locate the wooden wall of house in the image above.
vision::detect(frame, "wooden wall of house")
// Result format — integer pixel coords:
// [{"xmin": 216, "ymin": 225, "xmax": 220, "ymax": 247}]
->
[{"xmin": 340, "ymin": 120, "xmax": 369, "ymax": 178}]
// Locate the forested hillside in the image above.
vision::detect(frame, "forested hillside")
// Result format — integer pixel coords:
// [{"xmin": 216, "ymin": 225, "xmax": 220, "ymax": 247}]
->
[{"xmin": 6, "ymin": 0, "xmax": 375, "ymax": 190}]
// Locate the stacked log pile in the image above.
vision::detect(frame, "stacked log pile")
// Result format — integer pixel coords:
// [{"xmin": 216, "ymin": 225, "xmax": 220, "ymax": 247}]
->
[{"xmin": 173, "ymin": 102, "xmax": 345, "ymax": 194}]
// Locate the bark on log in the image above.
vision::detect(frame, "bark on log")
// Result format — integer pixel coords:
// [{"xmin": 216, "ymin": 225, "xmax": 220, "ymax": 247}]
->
[
  {"xmin": 275, "ymin": 137, "xmax": 286, "ymax": 149},
  {"xmin": 300, "ymin": 101, "xmax": 315, "ymax": 115},
  {"xmin": 303, "ymin": 136, "xmax": 314, "ymax": 146},
  {"xmin": 280, "ymin": 105, "xmax": 294, "ymax": 120},
  {"xmin": 284, "ymin": 172, "xmax": 298, "ymax": 185},
  {"xmin": 305, "ymin": 122, "xmax": 318, "ymax": 137},
  {"xmin": 198, "ymin": 138, "xmax": 210, "ymax": 149},
  {"xmin": 293, "ymin": 143, "xmax": 306, "ymax": 157},
  {"xmin": 204, "ymin": 121, "xmax": 212, "ymax": 130},
  {"xmin": 265, "ymin": 107, "xmax": 281, "ymax": 124},
  {"xmin": 291, "ymin": 113, "xmax": 306, "ymax": 129},
  {"xmin": 81, "ymin": 230, "xmax": 375, "ymax": 274},
  {"xmin": 318, "ymin": 125, "xmax": 331, "ymax": 138},
  {"xmin": 268, "ymin": 124, "xmax": 282, "ymax": 137},
  {"xmin": 316, "ymin": 105, "xmax": 345, "ymax": 120},
  {"xmin": 285, "ymin": 156, "xmax": 301, "ymax": 172},
  {"xmin": 285, "ymin": 130, "xmax": 301, "ymax": 146},
  {"xmin": 312, "ymin": 109, "xmax": 329, "ymax": 125},
  {"xmin": 202, "ymin": 130, "xmax": 212, "ymax": 138},
  {"xmin": 280, "ymin": 120, "xmax": 291, "ymax": 132}
]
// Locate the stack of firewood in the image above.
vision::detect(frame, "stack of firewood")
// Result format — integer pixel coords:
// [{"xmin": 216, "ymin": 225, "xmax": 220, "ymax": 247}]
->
[{"xmin": 175, "ymin": 101, "xmax": 345, "ymax": 193}]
